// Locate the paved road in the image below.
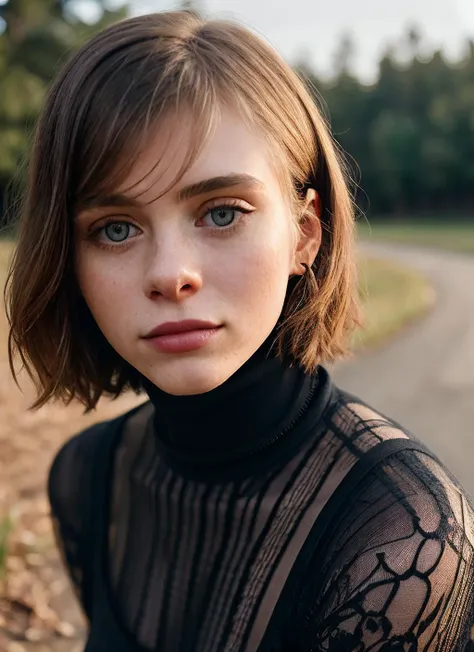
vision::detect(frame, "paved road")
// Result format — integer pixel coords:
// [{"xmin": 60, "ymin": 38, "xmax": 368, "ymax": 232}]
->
[{"xmin": 331, "ymin": 241, "xmax": 474, "ymax": 497}]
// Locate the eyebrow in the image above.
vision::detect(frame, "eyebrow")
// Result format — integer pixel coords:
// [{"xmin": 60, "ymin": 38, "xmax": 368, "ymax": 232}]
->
[
  {"xmin": 176, "ymin": 174, "xmax": 265, "ymax": 202},
  {"xmin": 79, "ymin": 174, "xmax": 265, "ymax": 212}
]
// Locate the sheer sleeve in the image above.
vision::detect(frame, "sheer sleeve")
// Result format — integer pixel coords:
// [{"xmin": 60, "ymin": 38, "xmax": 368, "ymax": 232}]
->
[
  {"xmin": 298, "ymin": 449, "xmax": 474, "ymax": 651},
  {"xmin": 47, "ymin": 428, "xmax": 100, "ymax": 620}
]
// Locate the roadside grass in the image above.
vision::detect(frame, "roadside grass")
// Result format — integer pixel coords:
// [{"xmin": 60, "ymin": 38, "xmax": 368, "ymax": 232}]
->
[
  {"xmin": 353, "ymin": 256, "xmax": 435, "ymax": 351},
  {"xmin": 0, "ymin": 514, "xmax": 13, "ymax": 584},
  {"xmin": 358, "ymin": 219, "xmax": 474, "ymax": 255}
]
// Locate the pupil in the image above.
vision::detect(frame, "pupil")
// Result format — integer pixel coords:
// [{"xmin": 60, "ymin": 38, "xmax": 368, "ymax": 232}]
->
[
  {"xmin": 106, "ymin": 223, "xmax": 129, "ymax": 242},
  {"xmin": 212, "ymin": 208, "xmax": 234, "ymax": 227}
]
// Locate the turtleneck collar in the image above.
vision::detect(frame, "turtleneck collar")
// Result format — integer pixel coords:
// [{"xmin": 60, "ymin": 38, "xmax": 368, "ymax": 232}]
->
[{"xmin": 143, "ymin": 335, "xmax": 319, "ymax": 475}]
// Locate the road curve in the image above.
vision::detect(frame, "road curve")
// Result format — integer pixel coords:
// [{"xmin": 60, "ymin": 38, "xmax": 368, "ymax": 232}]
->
[{"xmin": 331, "ymin": 241, "xmax": 474, "ymax": 496}]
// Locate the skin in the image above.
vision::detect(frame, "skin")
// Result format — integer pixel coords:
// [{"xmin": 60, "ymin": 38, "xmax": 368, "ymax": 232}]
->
[{"xmin": 75, "ymin": 107, "xmax": 321, "ymax": 396}]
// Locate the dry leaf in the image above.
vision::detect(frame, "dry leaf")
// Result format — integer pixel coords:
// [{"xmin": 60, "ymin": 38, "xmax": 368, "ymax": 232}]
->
[{"xmin": 55, "ymin": 621, "xmax": 76, "ymax": 639}]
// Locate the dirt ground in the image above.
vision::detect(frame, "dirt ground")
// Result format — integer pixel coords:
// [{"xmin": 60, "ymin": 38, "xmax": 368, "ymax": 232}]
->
[{"xmin": 0, "ymin": 357, "xmax": 144, "ymax": 651}]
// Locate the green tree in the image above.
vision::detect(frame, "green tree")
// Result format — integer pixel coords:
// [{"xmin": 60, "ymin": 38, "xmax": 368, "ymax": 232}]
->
[
  {"xmin": 180, "ymin": 0, "xmax": 202, "ymax": 12},
  {"xmin": 332, "ymin": 32, "xmax": 356, "ymax": 78},
  {"xmin": 0, "ymin": 0, "xmax": 128, "ymax": 217},
  {"xmin": 299, "ymin": 27, "xmax": 474, "ymax": 217}
]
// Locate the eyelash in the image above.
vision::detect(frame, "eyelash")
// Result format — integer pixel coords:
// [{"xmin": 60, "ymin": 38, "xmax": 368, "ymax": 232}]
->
[{"xmin": 86, "ymin": 199, "xmax": 254, "ymax": 251}]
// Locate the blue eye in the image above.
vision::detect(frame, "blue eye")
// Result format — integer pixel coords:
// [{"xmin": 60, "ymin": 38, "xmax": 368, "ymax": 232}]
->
[
  {"xmin": 208, "ymin": 207, "xmax": 237, "ymax": 227},
  {"xmin": 103, "ymin": 223, "xmax": 136, "ymax": 242}
]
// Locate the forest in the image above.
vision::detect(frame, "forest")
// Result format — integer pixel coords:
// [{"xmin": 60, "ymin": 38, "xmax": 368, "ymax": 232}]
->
[{"xmin": 1, "ymin": 0, "xmax": 473, "ymax": 220}]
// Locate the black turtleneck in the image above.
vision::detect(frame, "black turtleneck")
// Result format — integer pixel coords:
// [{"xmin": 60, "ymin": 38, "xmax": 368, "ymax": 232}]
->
[
  {"xmin": 47, "ymin": 338, "xmax": 474, "ymax": 652},
  {"xmin": 142, "ymin": 336, "xmax": 318, "ymax": 477}
]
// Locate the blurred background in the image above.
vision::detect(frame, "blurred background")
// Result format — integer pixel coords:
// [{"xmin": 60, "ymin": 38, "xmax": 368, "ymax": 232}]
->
[{"xmin": 0, "ymin": 1, "xmax": 473, "ymax": 650}]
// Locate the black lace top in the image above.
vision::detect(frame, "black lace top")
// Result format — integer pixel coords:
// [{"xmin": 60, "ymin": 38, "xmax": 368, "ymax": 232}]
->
[{"xmin": 48, "ymin": 348, "xmax": 474, "ymax": 652}]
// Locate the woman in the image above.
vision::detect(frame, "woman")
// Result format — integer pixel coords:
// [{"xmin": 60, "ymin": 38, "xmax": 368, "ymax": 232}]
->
[{"xmin": 6, "ymin": 10, "xmax": 474, "ymax": 652}]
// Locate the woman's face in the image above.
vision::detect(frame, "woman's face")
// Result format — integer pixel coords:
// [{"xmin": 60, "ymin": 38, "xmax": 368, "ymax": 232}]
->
[{"xmin": 75, "ymin": 107, "xmax": 320, "ymax": 395}]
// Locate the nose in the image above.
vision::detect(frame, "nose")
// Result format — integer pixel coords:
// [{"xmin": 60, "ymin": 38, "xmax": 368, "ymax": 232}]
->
[{"xmin": 143, "ymin": 238, "xmax": 203, "ymax": 302}]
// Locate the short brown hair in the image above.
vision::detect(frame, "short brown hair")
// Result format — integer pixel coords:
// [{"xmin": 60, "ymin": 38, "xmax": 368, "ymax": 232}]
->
[{"xmin": 6, "ymin": 10, "xmax": 361, "ymax": 411}]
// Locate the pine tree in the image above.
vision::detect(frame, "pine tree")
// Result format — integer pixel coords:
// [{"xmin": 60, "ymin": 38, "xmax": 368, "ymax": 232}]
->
[{"xmin": 0, "ymin": 0, "xmax": 128, "ymax": 216}]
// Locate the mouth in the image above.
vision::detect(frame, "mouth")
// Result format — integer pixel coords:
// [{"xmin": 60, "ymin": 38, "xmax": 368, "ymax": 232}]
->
[
  {"xmin": 142, "ymin": 320, "xmax": 223, "ymax": 354},
  {"xmin": 143, "ymin": 320, "xmax": 221, "ymax": 338}
]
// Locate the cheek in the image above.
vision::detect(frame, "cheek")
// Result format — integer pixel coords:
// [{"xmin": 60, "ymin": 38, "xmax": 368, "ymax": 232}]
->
[
  {"xmin": 217, "ymin": 218, "xmax": 294, "ymax": 317},
  {"xmin": 75, "ymin": 251, "xmax": 137, "ymax": 333}
]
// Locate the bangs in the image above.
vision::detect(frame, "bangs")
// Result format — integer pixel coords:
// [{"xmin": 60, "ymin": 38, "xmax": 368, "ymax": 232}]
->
[
  {"xmin": 62, "ymin": 12, "xmax": 309, "ymax": 216},
  {"xmin": 70, "ymin": 49, "xmax": 222, "ymax": 212}
]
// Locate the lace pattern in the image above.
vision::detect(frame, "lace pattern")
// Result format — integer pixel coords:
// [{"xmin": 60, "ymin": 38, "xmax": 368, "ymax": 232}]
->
[{"xmin": 49, "ymin": 389, "xmax": 474, "ymax": 651}]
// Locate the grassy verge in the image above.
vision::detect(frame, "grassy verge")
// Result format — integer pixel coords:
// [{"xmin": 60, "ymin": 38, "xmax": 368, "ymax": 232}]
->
[
  {"xmin": 357, "ymin": 220, "xmax": 474, "ymax": 255},
  {"xmin": 352, "ymin": 256, "xmax": 435, "ymax": 351},
  {"xmin": 0, "ymin": 514, "xmax": 13, "ymax": 587},
  {"xmin": 0, "ymin": 238, "xmax": 14, "ymax": 285}
]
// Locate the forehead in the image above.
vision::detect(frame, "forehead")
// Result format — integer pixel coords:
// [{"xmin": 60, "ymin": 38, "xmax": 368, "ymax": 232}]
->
[{"xmin": 116, "ymin": 106, "xmax": 289, "ymax": 203}]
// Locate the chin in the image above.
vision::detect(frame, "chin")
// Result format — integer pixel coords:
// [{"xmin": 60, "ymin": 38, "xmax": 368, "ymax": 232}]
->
[{"xmin": 148, "ymin": 364, "xmax": 234, "ymax": 397}]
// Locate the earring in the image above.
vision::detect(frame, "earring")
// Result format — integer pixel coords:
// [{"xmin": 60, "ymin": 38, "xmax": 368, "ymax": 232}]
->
[
  {"xmin": 273, "ymin": 262, "xmax": 320, "ymax": 360},
  {"xmin": 284, "ymin": 263, "xmax": 318, "ymax": 320},
  {"xmin": 300, "ymin": 263, "xmax": 318, "ymax": 296}
]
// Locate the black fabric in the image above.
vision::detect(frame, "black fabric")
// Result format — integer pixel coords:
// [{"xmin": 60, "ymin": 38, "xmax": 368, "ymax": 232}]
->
[
  {"xmin": 48, "ymin": 353, "xmax": 474, "ymax": 652},
  {"xmin": 141, "ymin": 336, "xmax": 316, "ymax": 480}
]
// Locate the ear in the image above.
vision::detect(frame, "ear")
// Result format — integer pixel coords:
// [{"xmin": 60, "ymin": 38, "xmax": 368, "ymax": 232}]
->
[{"xmin": 290, "ymin": 188, "xmax": 322, "ymax": 276}]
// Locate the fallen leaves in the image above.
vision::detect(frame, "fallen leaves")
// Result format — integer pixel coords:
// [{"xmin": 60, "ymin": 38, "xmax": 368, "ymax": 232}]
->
[{"xmin": 0, "ymin": 359, "xmax": 144, "ymax": 650}]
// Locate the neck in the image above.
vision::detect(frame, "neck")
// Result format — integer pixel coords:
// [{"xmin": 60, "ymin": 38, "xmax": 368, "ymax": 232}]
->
[{"xmin": 143, "ymin": 338, "xmax": 318, "ymax": 475}]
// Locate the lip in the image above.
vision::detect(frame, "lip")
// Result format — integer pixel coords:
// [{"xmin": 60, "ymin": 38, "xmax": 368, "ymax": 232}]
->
[
  {"xmin": 143, "ymin": 320, "xmax": 221, "ymax": 338},
  {"xmin": 142, "ymin": 320, "xmax": 223, "ymax": 354}
]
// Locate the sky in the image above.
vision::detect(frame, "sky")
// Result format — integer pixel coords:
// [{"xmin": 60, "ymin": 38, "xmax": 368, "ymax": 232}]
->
[{"xmin": 121, "ymin": 0, "xmax": 474, "ymax": 81}]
